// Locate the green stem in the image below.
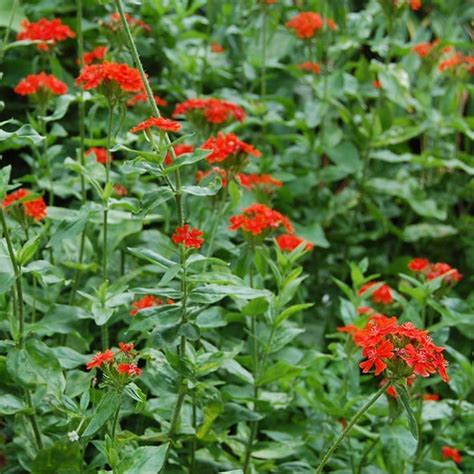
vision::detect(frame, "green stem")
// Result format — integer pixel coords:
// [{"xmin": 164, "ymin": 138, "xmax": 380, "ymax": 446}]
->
[
  {"xmin": 111, "ymin": 396, "xmax": 122, "ymax": 440},
  {"xmin": 260, "ymin": 7, "xmax": 267, "ymax": 99},
  {"xmin": 205, "ymin": 192, "xmax": 227, "ymax": 264},
  {"xmin": 314, "ymin": 381, "xmax": 390, "ymax": 474},
  {"xmin": 0, "ymin": 0, "xmax": 19, "ymax": 62},
  {"xmin": 243, "ymin": 263, "xmax": 259, "ymax": 474},
  {"xmin": 77, "ymin": 0, "xmax": 86, "ymax": 203}
]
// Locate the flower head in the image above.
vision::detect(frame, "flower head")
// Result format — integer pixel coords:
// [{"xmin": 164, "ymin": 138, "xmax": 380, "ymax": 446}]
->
[
  {"xmin": 237, "ymin": 173, "xmax": 282, "ymax": 192},
  {"xmin": 427, "ymin": 262, "xmax": 462, "ymax": 283},
  {"xmin": 75, "ymin": 62, "xmax": 143, "ymax": 95},
  {"xmin": 14, "ymin": 73, "xmax": 68, "ymax": 96},
  {"xmin": 229, "ymin": 203, "xmax": 293, "ymax": 236},
  {"xmin": 196, "ymin": 167, "xmax": 228, "ymax": 187},
  {"xmin": 82, "ymin": 46, "xmax": 107, "ymax": 65},
  {"xmin": 117, "ymin": 363, "xmax": 142, "ymax": 376},
  {"xmin": 86, "ymin": 349, "xmax": 115, "ymax": 369},
  {"xmin": 113, "ymin": 184, "xmax": 128, "ymax": 197},
  {"xmin": 373, "ymin": 79, "xmax": 382, "ymax": 89},
  {"xmin": 408, "ymin": 258, "xmax": 429, "ymax": 272},
  {"xmin": 130, "ymin": 116, "xmax": 181, "ymax": 134},
  {"xmin": 130, "ymin": 295, "xmax": 168, "ymax": 316},
  {"xmin": 118, "ymin": 342, "xmax": 134, "ymax": 353},
  {"xmin": 298, "ymin": 61, "xmax": 321, "ymax": 74},
  {"xmin": 276, "ymin": 233, "xmax": 313, "ymax": 252},
  {"xmin": 338, "ymin": 316, "xmax": 450, "ymax": 381},
  {"xmin": 211, "ymin": 43, "xmax": 224, "ymax": 53},
  {"xmin": 358, "ymin": 281, "xmax": 394, "ymax": 304},
  {"xmin": 3, "ymin": 188, "xmax": 47, "ymax": 221},
  {"xmin": 172, "ymin": 224, "xmax": 205, "ymax": 249},
  {"xmin": 17, "ymin": 18, "xmax": 75, "ymax": 51},
  {"xmin": 423, "ymin": 393, "xmax": 440, "ymax": 401},
  {"xmin": 441, "ymin": 446, "xmax": 462, "ymax": 464},
  {"xmin": 173, "ymin": 98, "xmax": 245, "ymax": 125},
  {"xmin": 410, "ymin": 0, "xmax": 422, "ymax": 10},
  {"xmin": 286, "ymin": 12, "xmax": 324, "ymax": 39},
  {"xmin": 85, "ymin": 147, "xmax": 111, "ymax": 165},
  {"xmin": 201, "ymin": 132, "xmax": 260, "ymax": 167}
]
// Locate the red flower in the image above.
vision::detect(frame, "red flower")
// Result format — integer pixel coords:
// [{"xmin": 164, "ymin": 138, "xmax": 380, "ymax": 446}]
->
[
  {"xmin": 165, "ymin": 143, "xmax": 195, "ymax": 166},
  {"xmin": 118, "ymin": 342, "xmax": 134, "ymax": 353},
  {"xmin": 196, "ymin": 167, "xmax": 228, "ymax": 187},
  {"xmin": 325, "ymin": 18, "xmax": 337, "ymax": 30},
  {"xmin": 229, "ymin": 203, "xmax": 293, "ymax": 236},
  {"xmin": 130, "ymin": 116, "xmax": 181, "ymax": 134},
  {"xmin": 130, "ymin": 295, "xmax": 165, "ymax": 316},
  {"xmin": 408, "ymin": 258, "xmax": 429, "ymax": 272},
  {"xmin": 441, "ymin": 446, "xmax": 462, "ymax": 464},
  {"xmin": 357, "ymin": 306, "xmax": 374, "ymax": 315},
  {"xmin": 340, "ymin": 315, "xmax": 450, "ymax": 381},
  {"xmin": 373, "ymin": 79, "xmax": 382, "ymax": 89},
  {"xmin": 107, "ymin": 12, "xmax": 151, "ymax": 32},
  {"xmin": 358, "ymin": 281, "xmax": 394, "ymax": 304},
  {"xmin": 298, "ymin": 61, "xmax": 321, "ymax": 74},
  {"xmin": 275, "ymin": 234, "xmax": 313, "ymax": 252},
  {"xmin": 117, "ymin": 363, "xmax": 142, "ymax": 376},
  {"xmin": 423, "ymin": 393, "xmax": 440, "ymax": 401},
  {"xmin": 438, "ymin": 52, "xmax": 464, "ymax": 72},
  {"xmin": 412, "ymin": 41, "xmax": 439, "ymax": 58},
  {"xmin": 82, "ymin": 46, "xmax": 107, "ymax": 65},
  {"xmin": 17, "ymin": 18, "xmax": 75, "ymax": 51},
  {"xmin": 211, "ymin": 42, "xmax": 224, "ymax": 53},
  {"xmin": 127, "ymin": 92, "xmax": 168, "ymax": 107},
  {"xmin": 173, "ymin": 98, "xmax": 245, "ymax": 125},
  {"xmin": 427, "ymin": 262, "xmax": 462, "ymax": 283},
  {"xmin": 237, "ymin": 173, "xmax": 283, "ymax": 191},
  {"xmin": 113, "ymin": 184, "xmax": 128, "ymax": 197},
  {"xmin": 410, "ymin": 0, "xmax": 422, "ymax": 11},
  {"xmin": 3, "ymin": 188, "xmax": 47, "ymax": 221},
  {"xmin": 172, "ymin": 224, "xmax": 205, "ymax": 249},
  {"xmin": 75, "ymin": 62, "xmax": 143, "ymax": 93},
  {"xmin": 14, "ymin": 73, "xmax": 68, "ymax": 96},
  {"xmin": 201, "ymin": 133, "xmax": 260, "ymax": 164},
  {"xmin": 85, "ymin": 147, "xmax": 111, "ymax": 165},
  {"xmin": 86, "ymin": 349, "xmax": 115, "ymax": 369},
  {"xmin": 286, "ymin": 12, "xmax": 324, "ymax": 39},
  {"xmin": 359, "ymin": 340, "xmax": 394, "ymax": 376}
]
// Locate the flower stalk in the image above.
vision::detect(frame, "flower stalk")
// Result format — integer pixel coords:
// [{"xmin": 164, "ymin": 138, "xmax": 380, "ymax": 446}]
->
[{"xmin": 314, "ymin": 381, "xmax": 390, "ymax": 474}]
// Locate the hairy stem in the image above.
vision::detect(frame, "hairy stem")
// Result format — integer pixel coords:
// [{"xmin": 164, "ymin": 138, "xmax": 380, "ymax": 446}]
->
[{"xmin": 314, "ymin": 381, "xmax": 390, "ymax": 474}]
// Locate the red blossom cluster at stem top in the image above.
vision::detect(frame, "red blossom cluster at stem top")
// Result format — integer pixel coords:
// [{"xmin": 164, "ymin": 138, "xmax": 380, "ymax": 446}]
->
[
  {"xmin": 173, "ymin": 98, "xmax": 245, "ymax": 125},
  {"xmin": 14, "ymin": 73, "xmax": 68, "ymax": 96},
  {"xmin": 130, "ymin": 295, "xmax": 173, "ymax": 316},
  {"xmin": 17, "ymin": 18, "xmax": 75, "ymax": 51},
  {"xmin": 408, "ymin": 258, "xmax": 462, "ymax": 282},
  {"xmin": 338, "ymin": 315, "xmax": 449, "ymax": 382},
  {"xmin": 201, "ymin": 133, "xmax": 261, "ymax": 164},
  {"xmin": 2, "ymin": 189, "xmax": 47, "ymax": 221},
  {"xmin": 172, "ymin": 224, "xmax": 205, "ymax": 249}
]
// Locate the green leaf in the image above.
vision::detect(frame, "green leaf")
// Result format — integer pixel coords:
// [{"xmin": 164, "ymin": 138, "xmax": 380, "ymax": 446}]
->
[
  {"xmin": 127, "ymin": 247, "xmax": 175, "ymax": 268},
  {"xmin": 117, "ymin": 444, "xmax": 169, "ymax": 474},
  {"xmin": 82, "ymin": 392, "xmax": 121, "ymax": 437},
  {"xmin": 259, "ymin": 361, "xmax": 303, "ymax": 386},
  {"xmin": 0, "ymin": 394, "xmax": 24, "ymax": 415},
  {"xmin": 394, "ymin": 381, "xmax": 419, "ymax": 441},
  {"xmin": 47, "ymin": 212, "xmax": 90, "ymax": 248},
  {"xmin": 275, "ymin": 303, "xmax": 313, "ymax": 326},
  {"xmin": 327, "ymin": 141, "xmax": 362, "ymax": 174},
  {"xmin": 31, "ymin": 442, "xmax": 82, "ymax": 474},
  {"xmin": 190, "ymin": 284, "xmax": 272, "ymax": 304},
  {"xmin": 17, "ymin": 235, "xmax": 41, "ymax": 266},
  {"xmin": 0, "ymin": 122, "xmax": 44, "ymax": 145},
  {"xmin": 402, "ymin": 224, "xmax": 458, "ymax": 242}
]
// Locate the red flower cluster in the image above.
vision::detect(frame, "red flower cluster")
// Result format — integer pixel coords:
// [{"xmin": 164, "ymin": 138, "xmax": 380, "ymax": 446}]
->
[
  {"xmin": 86, "ymin": 147, "xmax": 111, "ymax": 165},
  {"xmin": 17, "ymin": 18, "xmax": 75, "ymax": 51},
  {"xmin": 412, "ymin": 40, "xmax": 439, "ymax": 58},
  {"xmin": 408, "ymin": 258, "xmax": 462, "ymax": 283},
  {"xmin": 211, "ymin": 43, "xmax": 224, "ymax": 53},
  {"xmin": 130, "ymin": 116, "xmax": 181, "ymax": 134},
  {"xmin": 14, "ymin": 73, "xmax": 68, "ymax": 96},
  {"xmin": 286, "ymin": 12, "xmax": 324, "ymax": 39},
  {"xmin": 113, "ymin": 184, "xmax": 128, "ymax": 197},
  {"xmin": 276, "ymin": 234, "xmax": 313, "ymax": 252},
  {"xmin": 82, "ymin": 46, "xmax": 107, "ymax": 65},
  {"xmin": 165, "ymin": 143, "xmax": 195, "ymax": 166},
  {"xmin": 358, "ymin": 281, "xmax": 394, "ymax": 304},
  {"xmin": 130, "ymin": 295, "xmax": 172, "ymax": 316},
  {"xmin": 338, "ymin": 315, "xmax": 449, "ymax": 381},
  {"xmin": 196, "ymin": 167, "xmax": 228, "ymax": 187},
  {"xmin": 237, "ymin": 173, "xmax": 283, "ymax": 191},
  {"xmin": 127, "ymin": 92, "xmax": 168, "ymax": 107},
  {"xmin": 423, "ymin": 393, "xmax": 440, "ymax": 401},
  {"xmin": 173, "ymin": 98, "xmax": 245, "ymax": 125},
  {"xmin": 2, "ymin": 188, "xmax": 47, "ymax": 221},
  {"xmin": 201, "ymin": 133, "xmax": 261, "ymax": 164},
  {"xmin": 75, "ymin": 62, "xmax": 143, "ymax": 93},
  {"xmin": 438, "ymin": 52, "xmax": 473, "ymax": 73},
  {"xmin": 86, "ymin": 349, "xmax": 115, "ymax": 369},
  {"xmin": 410, "ymin": 0, "xmax": 422, "ymax": 10},
  {"xmin": 172, "ymin": 224, "xmax": 205, "ymax": 249},
  {"xmin": 298, "ymin": 61, "xmax": 321, "ymax": 74},
  {"xmin": 373, "ymin": 79, "xmax": 382, "ymax": 89},
  {"xmin": 86, "ymin": 345, "xmax": 141, "ymax": 377},
  {"xmin": 441, "ymin": 446, "xmax": 462, "ymax": 464},
  {"xmin": 229, "ymin": 203, "xmax": 293, "ymax": 236},
  {"xmin": 106, "ymin": 12, "xmax": 151, "ymax": 32}
]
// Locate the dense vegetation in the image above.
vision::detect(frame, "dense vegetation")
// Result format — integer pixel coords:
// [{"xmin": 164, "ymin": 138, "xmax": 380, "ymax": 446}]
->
[{"xmin": 0, "ymin": 0, "xmax": 473, "ymax": 472}]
